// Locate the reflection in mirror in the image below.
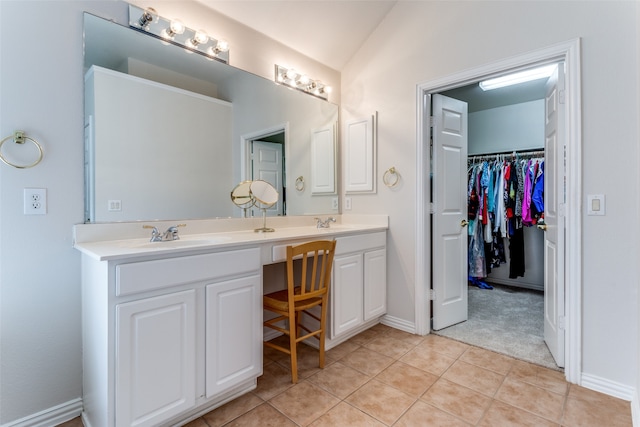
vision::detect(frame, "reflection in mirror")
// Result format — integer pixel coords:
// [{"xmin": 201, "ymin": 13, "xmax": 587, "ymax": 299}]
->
[
  {"xmin": 83, "ymin": 12, "xmax": 339, "ymax": 223},
  {"xmin": 230, "ymin": 181, "xmax": 255, "ymax": 217},
  {"xmin": 250, "ymin": 180, "xmax": 279, "ymax": 233}
]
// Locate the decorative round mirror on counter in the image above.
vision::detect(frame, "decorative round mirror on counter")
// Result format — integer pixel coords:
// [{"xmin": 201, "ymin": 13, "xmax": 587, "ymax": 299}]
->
[
  {"xmin": 249, "ymin": 180, "xmax": 279, "ymax": 233},
  {"xmin": 230, "ymin": 180, "xmax": 255, "ymax": 217}
]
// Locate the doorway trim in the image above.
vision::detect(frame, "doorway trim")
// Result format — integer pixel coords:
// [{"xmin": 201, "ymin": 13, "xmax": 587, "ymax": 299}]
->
[
  {"xmin": 415, "ymin": 39, "xmax": 582, "ymax": 384},
  {"xmin": 240, "ymin": 122, "xmax": 290, "ymax": 182}
]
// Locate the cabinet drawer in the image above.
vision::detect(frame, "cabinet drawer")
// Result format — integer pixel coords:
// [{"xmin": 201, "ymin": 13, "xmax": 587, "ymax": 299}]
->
[
  {"xmin": 335, "ymin": 232, "xmax": 386, "ymax": 255},
  {"xmin": 271, "ymin": 240, "xmax": 313, "ymax": 263},
  {"xmin": 116, "ymin": 248, "xmax": 260, "ymax": 296}
]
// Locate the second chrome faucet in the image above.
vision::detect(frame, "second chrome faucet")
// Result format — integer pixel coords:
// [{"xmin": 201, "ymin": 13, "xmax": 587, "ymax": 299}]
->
[{"xmin": 314, "ymin": 217, "xmax": 336, "ymax": 229}]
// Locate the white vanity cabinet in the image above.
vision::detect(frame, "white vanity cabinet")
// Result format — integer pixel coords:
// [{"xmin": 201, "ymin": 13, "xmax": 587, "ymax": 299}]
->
[
  {"xmin": 81, "ymin": 247, "xmax": 262, "ymax": 427},
  {"xmin": 115, "ymin": 289, "xmax": 197, "ymax": 427},
  {"xmin": 331, "ymin": 232, "xmax": 387, "ymax": 340}
]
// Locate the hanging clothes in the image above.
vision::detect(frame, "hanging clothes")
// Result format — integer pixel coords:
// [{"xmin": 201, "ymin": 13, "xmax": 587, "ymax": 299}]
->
[{"xmin": 466, "ymin": 151, "xmax": 544, "ymax": 280}]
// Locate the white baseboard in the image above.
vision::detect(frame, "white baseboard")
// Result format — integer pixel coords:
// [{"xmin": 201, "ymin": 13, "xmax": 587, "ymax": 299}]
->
[
  {"xmin": 380, "ymin": 315, "xmax": 417, "ymax": 334},
  {"xmin": 581, "ymin": 373, "xmax": 635, "ymax": 401},
  {"xmin": 1, "ymin": 398, "xmax": 82, "ymax": 427}
]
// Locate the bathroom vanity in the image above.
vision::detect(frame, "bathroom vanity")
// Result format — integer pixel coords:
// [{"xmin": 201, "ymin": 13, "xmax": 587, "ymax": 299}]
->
[{"xmin": 74, "ymin": 215, "xmax": 387, "ymax": 427}]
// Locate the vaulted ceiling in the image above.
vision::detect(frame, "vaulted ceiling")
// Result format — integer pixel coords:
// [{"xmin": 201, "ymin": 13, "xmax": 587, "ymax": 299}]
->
[
  {"xmin": 193, "ymin": 1, "xmax": 548, "ymax": 110},
  {"xmin": 194, "ymin": 0, "xmax": 397, "ymax": 71}
]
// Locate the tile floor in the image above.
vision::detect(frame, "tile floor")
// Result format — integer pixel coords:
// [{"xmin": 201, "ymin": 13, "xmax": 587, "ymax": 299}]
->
[{"xmin": 59, "ymin": 323, "xmax": 632, "ymax": 427}]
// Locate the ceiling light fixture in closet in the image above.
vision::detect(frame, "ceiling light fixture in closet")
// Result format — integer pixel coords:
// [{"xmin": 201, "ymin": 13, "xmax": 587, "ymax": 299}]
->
[{"xmin": 479, "ymin": 64, "xmax": 556, "ymax": 91}]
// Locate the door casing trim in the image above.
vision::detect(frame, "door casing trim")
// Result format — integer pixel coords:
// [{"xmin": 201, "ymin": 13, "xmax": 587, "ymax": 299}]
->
[{"xmin": 415, "ymin": 38, "xmax": 582, "ymax": 384}]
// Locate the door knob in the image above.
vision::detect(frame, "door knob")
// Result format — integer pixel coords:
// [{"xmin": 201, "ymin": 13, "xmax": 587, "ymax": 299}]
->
[
  {"xmin": 537, "ymin": 224, "xmax": 547, "ymax": 231},
  {"xmin": 460, "ymin": 220, "xmax": 469, "ymax": 228}
]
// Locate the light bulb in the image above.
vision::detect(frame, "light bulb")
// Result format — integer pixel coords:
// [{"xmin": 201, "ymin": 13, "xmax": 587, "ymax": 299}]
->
[
  {"xmin": 215, "ymin": 40, "xmax": 229, "ymax": 53},
  {"xmin": 285, "ymin": 68, "xmax": 297, "ymax": 80},
  {"xmin": 138, "ymin": 7, "xmax": 158, "ymax": 28},
  {"xmin": 161, "ymin": 19, "xmax": 185, "ymax": 39},
  {"xmin": 169, "ymin": 20, "xmax": 185, "ymax": 36},
  {"xmin": 193, "ymin": 30, "xmax": 209, "ymax": 45},
  {"xmin": 298, "ymin": 74, "xmax": 310, "ymax": 85}
]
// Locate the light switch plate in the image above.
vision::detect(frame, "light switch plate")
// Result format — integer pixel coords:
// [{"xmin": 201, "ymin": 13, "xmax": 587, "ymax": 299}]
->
[{"xmin": 587, "ymin": 194, "xmax": 605, "ymax": 216}]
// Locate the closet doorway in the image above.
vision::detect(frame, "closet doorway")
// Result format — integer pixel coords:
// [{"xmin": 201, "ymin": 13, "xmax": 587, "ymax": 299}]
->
[
  {"xmin": 415, "ymin": 39, "xmax": 582, "ymax": 383},
  {"xmin": 431, "ymin": 64, "xmax": 559, "ymax": 369}
]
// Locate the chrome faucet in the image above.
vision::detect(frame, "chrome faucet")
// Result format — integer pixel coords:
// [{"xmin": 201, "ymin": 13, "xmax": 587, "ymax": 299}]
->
[
  {"xmin": 314, "ymin": 217, "xmax": 336, "ymax": 229},
  {"xmin": 143, "ymin": 224, "xmax": 186, "ymax": 242}
]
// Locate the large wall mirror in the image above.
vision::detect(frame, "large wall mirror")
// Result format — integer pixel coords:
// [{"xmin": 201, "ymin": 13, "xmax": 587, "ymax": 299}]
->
[{"xmin": 83, "ymin": 12, "xmax": 339, "ymax": 223}]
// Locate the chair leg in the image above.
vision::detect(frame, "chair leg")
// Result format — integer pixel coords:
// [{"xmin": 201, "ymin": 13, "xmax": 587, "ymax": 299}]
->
[
  {"xmin": 319, "ymin": 307, "xmax": 326, "ymax": 369},
  {"xmin": 289, "ymin": 313, "xmax": 298, "ymax": 383}
]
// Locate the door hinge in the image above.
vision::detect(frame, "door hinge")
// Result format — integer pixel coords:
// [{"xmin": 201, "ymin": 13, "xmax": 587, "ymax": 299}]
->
[
  {"xmin": 558, "ymin": 315, "xmax": 565, "ymax": 330},
  {"xmin": 430, "ymin": 289, "xmax": 436, "ymax": 301},
  {"xmin": 559, "ymin": 89, "xmax": 565, "ymax": 105},
  {"xmin": 429, "ymin": 116, "xmax": 435, "ymax": 127},
  {"xmin": 429, "ymin": 203, "xmax": 435, "ymax": 214}
]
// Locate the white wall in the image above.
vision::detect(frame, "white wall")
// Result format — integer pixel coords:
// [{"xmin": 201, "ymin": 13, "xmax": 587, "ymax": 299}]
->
[
  {"xmin": 341, "ymin": 0, "xmax": 638, "ymax": 393},
  {"xmin": 468, "ymin": 100, "xmax": 544, "ymax": 154},
  {"xmin": 0, "ymin": 1, "xmax": 338, "ymax": 424}
]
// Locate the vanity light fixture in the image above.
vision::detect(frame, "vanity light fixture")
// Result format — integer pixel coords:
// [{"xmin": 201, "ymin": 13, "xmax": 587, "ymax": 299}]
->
[
  {"xmin": 479, "ymin": 64, "xmax": 556, "ymax": 91},
  {"xmin": 275, "ymin": 65, "xmax": 332, "ymax": 100},
  {"xmin": 129, "ymin": 4, "xmax": 230, "ymax": 64}
]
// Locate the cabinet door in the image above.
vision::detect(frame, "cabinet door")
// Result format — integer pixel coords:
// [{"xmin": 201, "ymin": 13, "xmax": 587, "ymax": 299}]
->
[
  {"xmin": 116, "ymin": 290, "xmax": 196, "ymax": 427},
  {"xmin": 331, "ymin": 254, "xmax": 364, "ymax": 338},
  {"xmin": 364, "ymin": 249, "xmax": 387, "ymax": 321},
  {"xmin": 206, "ymin": 275, "xmax": 262, "ymax": 397}
]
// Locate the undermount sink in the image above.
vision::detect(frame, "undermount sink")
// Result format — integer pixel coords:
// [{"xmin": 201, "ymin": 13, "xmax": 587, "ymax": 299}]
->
[{"xmin": 133, "ymin": 236, "xmax": 232, "ymax": 249}]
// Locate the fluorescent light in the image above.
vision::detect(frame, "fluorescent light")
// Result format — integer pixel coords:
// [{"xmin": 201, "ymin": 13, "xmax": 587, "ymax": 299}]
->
[{"xmin": 479, "ymin": 64, "xmax": 556, "ymax": 91}]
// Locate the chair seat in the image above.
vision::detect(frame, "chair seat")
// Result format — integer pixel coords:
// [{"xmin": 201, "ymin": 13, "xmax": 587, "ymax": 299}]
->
[{"xmin": 263, "ymin": 288, "xmax": 323, "ymax": 312}]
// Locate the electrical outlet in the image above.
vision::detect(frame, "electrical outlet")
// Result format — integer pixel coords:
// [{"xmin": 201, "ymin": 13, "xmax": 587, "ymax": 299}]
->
[
  {"xmin": 24, "ymin": 188, "xmax": 47, "ymax": 215},
  {"xmin": 331, "ymin": 197, "xmax": 339, "ymax": 210},
  {"xmin": 345, "ymin": 197, "xmax": 352, "ymax": 210},
  {"xmin": 108, "ymin": 200, "xmax": 122, "ymax": 211}
]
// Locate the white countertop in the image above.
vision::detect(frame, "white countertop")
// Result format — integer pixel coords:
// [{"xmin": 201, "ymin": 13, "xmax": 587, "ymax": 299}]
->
[{"xmin": 74, "ymin": 215, "xmax": 388, "ymax": 261}]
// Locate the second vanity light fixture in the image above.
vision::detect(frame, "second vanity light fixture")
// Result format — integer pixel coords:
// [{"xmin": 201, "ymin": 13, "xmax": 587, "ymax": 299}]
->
[
  {"xmin": 275, "ymin": 65, "xmax": 332, "ymax": 100},
  {"xmin": 129, "ymin": 4, "xmax": 230, "ymax": 63}
]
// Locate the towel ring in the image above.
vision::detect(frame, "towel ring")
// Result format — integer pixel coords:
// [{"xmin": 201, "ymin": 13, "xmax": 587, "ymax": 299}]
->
[
  {"xmin": 295, "ymin": 176, "xmax": 305, "ymax": 191},
  {"xmin": 383, "ymin": 167, "xmax": 400, "ymax": 188},
  {"xmin": 0, "ymin": 131, "xmax": 43, "ymax": 169}
]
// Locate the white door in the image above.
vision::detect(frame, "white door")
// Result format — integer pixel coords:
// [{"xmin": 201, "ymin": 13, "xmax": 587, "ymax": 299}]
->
[
  {"xmin": 432, "ymin": 94, "xmax": 469, "ymax": 330},
  {"xmin": 543, "ymin": 64, "xmax": 566, "ymax": 367},
  {"xmin": 251, "ymin": 140, "xmax": 283, "ymax": 216}
]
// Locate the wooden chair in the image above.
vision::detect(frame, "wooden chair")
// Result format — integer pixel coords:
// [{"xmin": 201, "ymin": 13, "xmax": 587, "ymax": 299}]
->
[{"xmin": 263, "ymin": 240, "xmax": 337, "ymax": 383}]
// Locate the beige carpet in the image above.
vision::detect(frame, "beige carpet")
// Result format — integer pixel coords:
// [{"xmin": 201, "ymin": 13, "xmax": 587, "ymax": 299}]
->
[{"xmin": 434, "ymin": 284, "xmax": 561, "ymax": 370}]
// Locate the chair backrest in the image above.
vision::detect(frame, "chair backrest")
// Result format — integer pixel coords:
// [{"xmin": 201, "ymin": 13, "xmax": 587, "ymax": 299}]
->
[{"xmin": 286, "ymin": 240, "xmax": 337, "ymax": 301}]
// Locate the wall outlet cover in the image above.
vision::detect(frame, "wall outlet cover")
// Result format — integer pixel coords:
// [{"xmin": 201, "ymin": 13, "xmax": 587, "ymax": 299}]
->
[{"xmin": 24, "ymin": 188, "xmax": 47, "ymax": 215}]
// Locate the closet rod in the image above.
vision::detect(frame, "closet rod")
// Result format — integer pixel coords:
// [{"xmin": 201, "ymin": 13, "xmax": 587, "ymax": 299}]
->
[{"xmin": 468, "ymin": 148, "xmax": 544, "ymax": 164}]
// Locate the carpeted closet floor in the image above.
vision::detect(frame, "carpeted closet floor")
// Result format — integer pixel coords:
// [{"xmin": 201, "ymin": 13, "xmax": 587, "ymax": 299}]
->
[{"xmin": 434, "ymin": 284, "xmax": 559, "ymax": 370}]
